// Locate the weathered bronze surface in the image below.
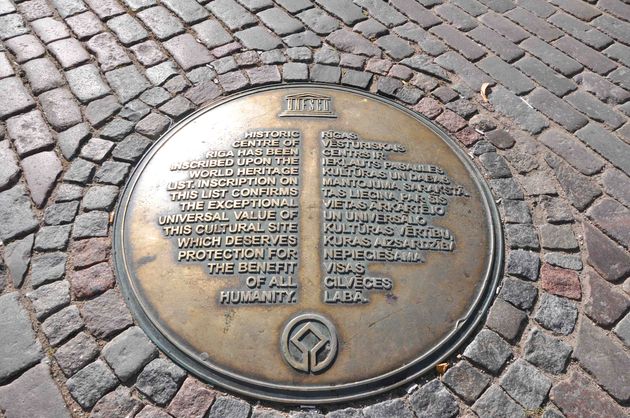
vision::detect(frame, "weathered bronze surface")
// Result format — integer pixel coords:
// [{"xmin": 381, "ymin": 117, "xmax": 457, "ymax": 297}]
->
[{"xmin": 114, "ymin": 84, "xmax": 502, "ymax": 404}]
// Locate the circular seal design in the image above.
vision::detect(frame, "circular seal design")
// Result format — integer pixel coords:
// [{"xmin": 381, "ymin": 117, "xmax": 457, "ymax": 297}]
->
[
  {"xmin": 113, "ymin": 84, "xmax": 503, "ymax": 403},
  {"xmin": 281, "ymin": 314, "xmax": 338, "ymax": 373}
]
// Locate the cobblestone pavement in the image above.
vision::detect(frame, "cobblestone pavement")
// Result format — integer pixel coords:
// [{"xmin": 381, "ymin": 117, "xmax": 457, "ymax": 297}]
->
[{"xmin": 0, "ymin": 0, "xmax": 629, "ymax": 417}]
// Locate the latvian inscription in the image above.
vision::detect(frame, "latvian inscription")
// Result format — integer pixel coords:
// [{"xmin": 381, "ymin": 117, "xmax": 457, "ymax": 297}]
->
[
  {"xmin": 159, "ymin": 129, "xmax": 302, "ymax": 305},
  {"xmin": 321, "ymin": 130, "xmax": 469, "ymax": 304}
]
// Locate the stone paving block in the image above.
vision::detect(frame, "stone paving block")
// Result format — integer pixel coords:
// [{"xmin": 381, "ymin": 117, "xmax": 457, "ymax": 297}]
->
[
  {"xmin": 435, "ymin": 3, "xmax": 477, "ymax": 31},
  {"xmin": 376, "ymin": 35, "xmax": 414, "ymax": 60},
  {"xmin": 137, "ymin": 6, "xmax": 184, "ymax": 40},
  {"xmin": 586, "ymin": 197, "xmax": 630, "ymax": 248},
  {"xmin": 31, "ymin": 251, "xmax": 67, "ymax": 287},
  {"xmin": 135, "ymin": 112, "xmax": 170, "ymax": 139},
  {"xmin": 67, "ymin": 360, "xmax": 118, "ymax": 409},
  {"xmin": 584, "ymin": 270, "xmax": 630, "ymax": 327},
  {"xmin": 540, "ymin": 263, "xmax": 581, "ymax": 300},
  {"xmin": 505, "ymin": 223, "xmax": 539, "ymax": 249},
  {"xmin": 18, "ymin": 0, "xmax": 54, "ymax": 21},
  {"xmin": 534, "ymin": 293, "xmax": 578, "ymax": 335},
  {"xmin": 258, "ymin": 7, "xmax": 303, "ymax": 36},
  {"xmin": 551, "ymin": 370, "xmax": 626, "ymax": 418},
  {"xmin": 0, "ymin": 77, "xmax": 35, "ymax": 119},
  {"xmin": 20, "ymin": 150, "xmax": 61, "ymax": 206},
  {"xmin": 527, "ymin": 88, "xmax": 588, "ymax": 132},
  {"xmin": 70, "ymin": 237, "xmax": 110, "ymax": 269},
  {"xmin": 539, "ymin": 196, "xmax": 574, "ymax": 223},
  {"xmin": 31, "ymin": 16, "xmax": 70, "ymax": 44},
  {"xmin": 40, "ymin": 87, "xmax": 83, "ymax": 131},
  {"xmin": 576, "ymin": 72, "xmax": 630, "ymax": 105},
  {"xmin": 520, "ymin": 37, "xmax": 583, "ymax": 77},
  {"xmin": 66, "ymin": 10, "xmax": 104, "ymax": 39},
  {"xmin": 69, "ymin": 260, "xmax": 115, "ymax": 299},
  {"xmin": 85, "ymin": 95, "xmax": 121, "ymax": 127},
  {"xmin": 0, "ymin": 13, "xmax": 28, "ymax": 40},
  {"xmin": 356, "ymin": 0, "xmax": 406, "ymax": 27},
  {"xmin": 56, "ymin": 183, "xmax": 83, "ymax": 202},
  {"xmin": 81, "ymin": 289, "xmax": 133, "ymax": 338},
  {"xmin": 91, "ymin": 386, "xmax": 143, "ymax": 418},
  {"xmin": 603, "ymin": 41, "xmax": 630, "ymax": 67},
  {"xmin": 566, "ymin": 90, "xmax": 624, "ymax": 130},
  {"xmin": 0, "ymin": 293, "xmax": 44, "ymax": 383},
  {"xmin": 505, "ymin": 7, "xmax": 562, "ymax": 41},
  {"xmin": 515, "ymin": 56, "xmax": 576, "ymax": 98},
  {"xmin": 354, "ymin": 18, "xmax": 388, "ymax": 39},
  {"xmin": 164, "ymin": 34, "xmax": 213, "ymax": 70},
  {"xmin": 107, "ymin": 14, "xmax": 148, "ymax": 45},
  {"xmin": 234, "ymin": 26, "xmax": 282, "ymax": 51},
  {"xmin": 539, "ymin": 224, "xmax": 578, "ymax": 251},
  {"xmin": 548, "ymin": 12, "xmax": 611, "ymax": 50},
  {"xmin": 315, "ymin": 0, "xmax": 365, "ymax": 26},
  {"xmin": 487, "ymin": 86, "xmax": 548, "ymax": 134},
  {"xmin": 41, "ymin": 304, "xmax": 84, "ymax": 346},
  {"xmin": 136, "ymin": 358, "xmax": 186, "ymax": 405},
  {"xmin": 73, "ymin": 211, "xmax": 110, "ymax": 238},
  {"xmin": 545, "ymin": 154, "xmax": 601, "ymax": 211},
  {"xmin": 0, "ymin": 142, "xmax": 20, "ymax": 191},
  {"xmin": 86, "ymin": 32, "xmax": 131, "ymax": 71},
  {"xmin": 5, "ymin": 34, "xmax": 45, "ymax": 63},
  {"xmin": 523, "ymin": 328, "xmax": 572, "ymax": 374},
  {"xmin": 284, "ymin": 29, "xmax": 322, "ymax": 47},
  {"xmin": 326, "ymin": 29, "xmax": 381, "ymax": 57},
  {"xmin": 394, "ymin": 23, "xmax": 447, "ymax": 56},
  {"xmin": 601, "ymin": 168, "xmax": 630, "ymax": 208},
  {"xmin": 0, "ymin": 52, "xmax": 14, "ymax": 79},
  {"xmin": 499, "ymin": 276, "xmax": 538, "ymax": 310},
  {"xmin": 469, "ymin": 26, "xmax": 524, "ymax": 63},
  {"xmin": 130, "ymin": 41, "xmax": 167, "ymax": 67},
  {"xmin": 26, "ymin": 280, "xmax": 70, "ymax": 319},
  {"xmin": 0, "ymin": 364, "xmax": 70, "ymax": 418},
  {"xmin": 79, "ymin": 137, "xmax": 114, "ymax": 163},
  {"xmin": 167, "ymin": 377, "xmax": 216, "ymax": 418},
  {"xmin": 592, "ymin": 14, "xmax": 630, "ymax": 44},
  {"xmin": 103, "ymin": 326, "xmax": 158, "ymax": 382},
  {"xmin": 66, "ymin": 64, "xmax": 111, "ymax": 104},
  {"xmin": 553, "ymin": 35, "xmax": 617, "ymax": 75},
  {"xmin": 64, "ymin": 158, "xmax": 95, "ymax": 184},
  {"xmin": 477, "ymin": 56, "xmax": 533, "ymax": 95},
  {"xmin": 544, "ymin": 253, "xmax": 582, "ymax": 271},
  {"xmin": 146, "ymin": 61, "xmax": 179, "ymax": 86},
  {"xmin": 106, "ymin": 65, "xmax": 151, "ymax": 103},
  {"xmin": 463, "ymin": 329, "xmax": 511, "ymax": 373},
  {"xmin": 247, "ymin": 65, "xmax": 281, "ymax": 86},
  {"xmin": 574, "ymin": 318, "xmax": 630, "ymax": 402},
  {"xmin": 442, "ymin": 360, "xmax": 490, "ymax": 404},
  {"xmin": 48, "ymin": 37, "xmax": 90, "ymax": 69},
  {"xmin": 539, "ymin": 128, "xmax": 604, "ymax": 175},
  {"xmin": 3, "ymin": 234, "xmax": 33, "ymax": 287},
  {"xmin": 485, "ymin": 298, "xmax": 527, "ymax": 342},
  {"xmin": 310, "ymin": 64, "xmax": 341, "ymax": 83},
  {"xmin": 472, "ymin": 385, "xmax": 525, "ymax": 418},
  {"xmin": 479, "ymin": 11, "xmax": 528, "ymax": 43},
  {"xmin": 576, "ymin": 123, "xmax": 630, "ymax": 176},
  {"xmin": 500, "ymin": 359, "xmax": 552, "ymax": 409},
  {"xmin": 430, "ymin": 24, "xmax": 485, "ymax": 61},
  {"xmin": 208, "ymin": 0, "xmax": 257, "ymax": 30},
  {"xmin": 614, "ymin": 313, "xmax": 630, "ymax": 347},
  {"xmin": 159, "ymin": 96, "xmax": 195, "ymax": 118},
  {"xmin": 193, "ymin": 19, "xmax": 233, "ymax": 49},
  {"xmin": 283, "ymin": 62, "xmax": 308, "ymax": 81},
  {"xmin": 121, "ymin": 0, "xmax": 156, "ymax": 12},
  {"xmin": 362, "ymin": 399, "xmax": 413, "ymax": 418},
  {"xmin": 297, "ymin": 8, "xmax": 339, "ymax": 35},
  {"xmin": 0, "ymin": 184, "xmax": 38, "ymax": 242},
  {"xmin": 161, "ymin": 0, "xmax": 208, "ymax": 23},
  {"xmin": 409, "ymin": 379, "xmax": 458, "ymax": 418},
  {"xmin": 34, "ymin": 224, "xmax": 71, "ymax": 251}
]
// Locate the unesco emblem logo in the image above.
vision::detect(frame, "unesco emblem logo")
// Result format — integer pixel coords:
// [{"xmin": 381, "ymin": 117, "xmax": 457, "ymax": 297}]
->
[
  {"xmin": 281, "ymin": 314, "xmax": 338, "ymax": 373},
  {"xmin": 279, "ymin": 93, "xmax": 337, "ymax": 118}
]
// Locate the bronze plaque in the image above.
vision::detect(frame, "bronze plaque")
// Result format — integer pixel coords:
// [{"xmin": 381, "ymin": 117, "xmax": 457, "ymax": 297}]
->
[{"xmin": 113, "ymin": 84, "xmax": 502, "ymax": 403}]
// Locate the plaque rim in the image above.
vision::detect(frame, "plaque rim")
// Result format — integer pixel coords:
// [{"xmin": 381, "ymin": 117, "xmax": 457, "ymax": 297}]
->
[{"xmin": 113, "ymin": 83, "xmax": 504, "ymax": 404}]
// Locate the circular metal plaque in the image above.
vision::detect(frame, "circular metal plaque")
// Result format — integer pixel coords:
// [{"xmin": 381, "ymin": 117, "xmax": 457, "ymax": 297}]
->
[{"xmin": 114, "ymin": 84, "xmax": 502, "ymax": 404}]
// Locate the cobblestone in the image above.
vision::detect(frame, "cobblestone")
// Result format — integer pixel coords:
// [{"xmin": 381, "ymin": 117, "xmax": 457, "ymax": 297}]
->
[
  {"xmin": 103, "ymin": 326, "xmax": 158, "ymax": 382},
  {"xmin": 91, "ymin": 386, "xmax": 142, "ymax": 418},
  {"xmin": 584, "ymin": 271, "xmax": 630, "ymax": 327},
  {"xmin": 540, "ymin": 263, "xmax": 581, "ymax": 299},
  {"xmin": 167, "ymin": 377, "xmax": 216, "ymax": 418},
  {"xmin": 136, "ymin": 358, "xmax": 186, "ymax": 405},
  {"xmin": 81, "ymin": 289, "xmax": 133, "ymax": 338},
  {"xmin": 41, "ymin": 304, "xmax": 84, "ymax": 346},
  {"xmin": 0, "ymin": 184, "xmax": 38, "ymax": 241},
  {"xmin": 523, "ymin": 328, "xmax": 572, "ymax": 374},
  {"xmin": 67, "ymin": 360, "xmax": 118, "ymax": 408},
  {"xmin": 0, "ymin": 364, "xmax": 70, "ymax": 418},
  {"xmin": 551, "ymin": 370, "xmax": 626, "ymax": 418},
  {"xmin": 137, "ymin": 6, "xmax": 184, "ymax": 40},
  {"xmin": 410, "ymin": 380, "xmax": 458, "ymax": 418},
  {"xmin": 31, "ymin": 251, "xmax": 67, "ymax": 287},
  {"xmin": 363, "ymin": 399, "xmax": 414, "ymax": 418},
  {"xmin": 535, "ymin": 293, "xmax": 578, "ymax": 335},
  {"xmin": 463, "ymin": 329, "xmax": 512, "ymax": 374},
  {"xmin": 0, "ymin": 293, "xmax": 43, "ymax": 383},
  {"xmin": 66, "ymin": 11, "xmax": 104, "ymax": 39},
  {"xmin": 443, "ymin": 361, "xmax": 491, "ymax": 404},
  {"xmin": 472, "ymin": 385, "xmax": 525, "ymax": 418},
  {"xmin": 4, "ymin": 234, "xmax": 33, "ymax": 287}
]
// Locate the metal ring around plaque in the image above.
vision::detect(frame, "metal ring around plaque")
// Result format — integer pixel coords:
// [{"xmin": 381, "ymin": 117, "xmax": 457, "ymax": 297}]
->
[{"xmin": 113, "ymin": 84, "xmax": 503, "ymax": 404}]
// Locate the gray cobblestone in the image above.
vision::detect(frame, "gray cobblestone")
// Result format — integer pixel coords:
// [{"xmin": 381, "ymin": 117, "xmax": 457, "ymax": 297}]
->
[
  {"xmin": 34, "ymin": 224, "xmax": 71, "ymax": 250},
  {"xmin": 26, "ymin": 280, "xmax": 70, "ymax": 319},
  {"xmin": 136, "ymin": 358, "xmax": 186, "ymax": 405},
  {"xmin": 208, "ymin": 0, "xmax": 257, "ymax": 31},
  {"xmin": 0, "ymin": 184, "xmax": 38, "ymax": 241},
  {"xmin": 584, "ymin": 271, "xmax": 630, "ymax": 327},
  {"xmin": 194, "ymin": 20, "xmax": 233, "ymax": 49},
  {"xmin": 524, "ymin": 328, "xmax": 572, "ymax": 374},
  {"xmin": 443, "ymin": 360, "xmax": 491, "ymax": 404},
  {"xmin": 87, "ymin": 32, "xmax": 132, "ymax": 71},
  {"xmin": 103, "ymin": 326, "xmax": 158, "ymax": 382},
  {"xmin": 410, "ymin": 380, "xmax": 458, "ymax": 418},
  {"xmin": 0, "ymin": 293, "xmax": 44, "ymax": 383},
  {"xmin": 4, "ymin": 234, "xmax": 34, "ymax": 287},
  {"xmin": 138, "ymin": 6, "xmax": 184, "ymax": 40},
  {"xmin": 67, "ymin": 359, "xmax": 118, "ymax": 408},
  {"xmin": 363, "ymin": 399, "xmax": 414, "ymax": 418},
  {"xmin": 41, "ymin": 304, "xmax": 84, "ymax": 346},
  {"xmin": 73, "ymin": 211, "xmax": 109, "ymax": 238},
  {"xmin": 488, "ymin": 86, "xmax": 548, "ymax": 134},
  {"xmin": 81, "ymin": 289, "xmax": 133, "ymax": 338},
  {"xmin": 66, "ymin": 11, "xmax": 104, "ymax": 39},
  {"xmin": 545, "ymin": 154, "xmax": 602, "ymax": 210},
  {"xmin": 576, "ymin": 123, "xmax": 630, "ymax": 176},
  {"xmin": 472, "ymin": 385, "xmax": 525, "ymax": 418},
  {"xmin": 31, "ymin": 251, "xmax": 67, "ymax": 287},
  {"xmin": 463, "ymin": 329, "xmax": 512, "ymax": 373},
  {"xmin": 235, "ymin": 26, "xmax": 282, "ymax": 50},
  {"xmin": 535, "ymin": 293, "xmax": 578, "ymax": 335}
]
